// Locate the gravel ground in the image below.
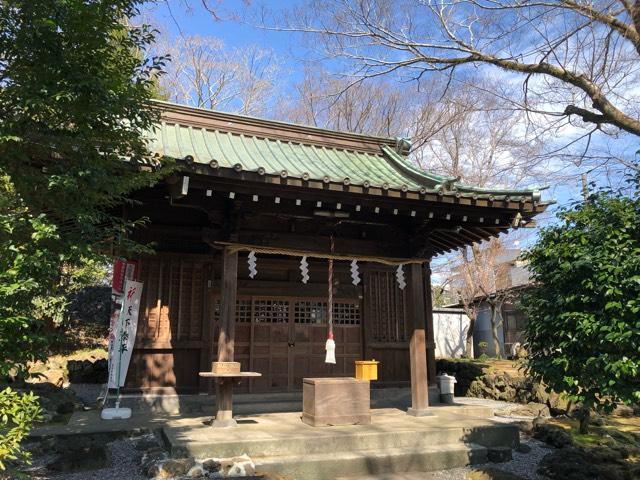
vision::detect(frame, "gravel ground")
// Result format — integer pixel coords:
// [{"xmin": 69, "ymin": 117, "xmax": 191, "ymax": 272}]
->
[
  {"xmin": 27, "ymin": 437, "xmax": 148, "ymax": 480},
  {"xmin": 490, "ymin": 438, "xmax": 552, "ymax": 480}
]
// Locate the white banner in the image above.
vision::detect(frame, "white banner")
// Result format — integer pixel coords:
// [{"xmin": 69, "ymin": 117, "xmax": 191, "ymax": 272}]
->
[{"xmin": 107, "ymin": 280, "xmax": 143, "ymax": 388}]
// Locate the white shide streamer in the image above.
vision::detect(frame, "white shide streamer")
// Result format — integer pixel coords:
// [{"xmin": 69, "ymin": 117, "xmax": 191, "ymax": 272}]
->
[
  {"xmin": 350, "ymin": 259, "xmax": 361, "ymax": 285},
  {"xmin": 300, "ymin": 256, "xmax": 309, "ymax": 284},
  {"xmin": 247, "ymin": 250, "xmax": 258, "ymax": 279},
  {"xmin": 396, "ymin": 264, "xmax": 406, "ymax": 290}
]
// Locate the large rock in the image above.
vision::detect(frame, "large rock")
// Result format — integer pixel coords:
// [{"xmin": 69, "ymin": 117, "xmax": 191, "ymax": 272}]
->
[
  {"xmin": 18, "ymin": 382, "xmax": 81, "ymax": 422},
  {"xmin": 146, "ymin": 455, "xmax": 258, "ymax": 479},
  {"xmin": 220, "ymin": 454, "xmax": 256, "ymax": 477},
  {"xmin": 202, "ymin": 459, "xmax": 221, "ymax": 473},
  {"xmin": 187, "ymin": 464, "xmax": 205, "ymax": 478},
  {"xmin": 435, "ymin": 359, "xmax": 487, "ymax": 396},
  {"xmin": 467, "ymin": 468, "xmax": 528, "ymax": 480},
  {"xmin": 496, "ymin": 402, "xmax": 550, "ymax": 418},
  {"xmin": 612, "ymin": 404, "xmax": 635, "ymax": 418},
  {"xmin": 487, "ymin": 447, "xmax": 513, "ymax": 463},
  {"xmin": 533, "ymin": 423, "xmax": 573, "ymax": 449},
  {"xmin": 154, "ymin": 458, "xmax": 195, "ymax": 479},
  {"xmin": 538, "ymin": 445, "xmax": 635, "ymax": 480},
  {"xmin": 515, "ymin": 443, "xmax": 532, "ymax": 453},
  {"xmin": 465, "ymin": 370, "xmax": 569, "ymax": 415},
  {"xmin": 67, "ymin": 358, "xmax": 108, "ymax": 383},
  {"xmin": 141, "ymin": 447, "xmax": 168, "ymax": 477}
]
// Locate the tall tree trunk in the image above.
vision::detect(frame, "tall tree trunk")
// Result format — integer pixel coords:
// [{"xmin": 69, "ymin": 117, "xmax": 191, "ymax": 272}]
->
[
  {"xmin": 578, "ymin": 406, "xmax": 591, "ymax": 434},
  {"xmin": 489, "ymin": 302, "xmax": 502, "ymax": 359},
  {"xmin": 464, "ymin": 314, "xmax": 476, "ymax": 358}
]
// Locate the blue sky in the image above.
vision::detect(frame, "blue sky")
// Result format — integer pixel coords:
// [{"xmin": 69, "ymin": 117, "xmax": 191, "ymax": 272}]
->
[
  {"xmin": 146, "ymin": 1, "xmax": 302, "ymax": 62},
  {"xmin": 143, "ymin": 1, "xmax": 635, "ymax": 219}
]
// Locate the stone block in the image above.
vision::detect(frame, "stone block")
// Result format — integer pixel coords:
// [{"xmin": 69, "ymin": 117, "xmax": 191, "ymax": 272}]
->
[
  {"xmin": 302, "ymin": 377, "xmax": 370, "ymax": 426},
  {"xmin": 487, "ymin": 446, "xmax": 512, "ymax": 463}
]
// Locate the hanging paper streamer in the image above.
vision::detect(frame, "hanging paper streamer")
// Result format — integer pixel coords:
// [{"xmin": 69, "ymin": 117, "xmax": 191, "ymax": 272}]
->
[
  {"xmin": 247, "ymin": 250, "xmax": 258, "ymax": 279},
  {"xmin": 396, "ymin": 264, "xmax": 406, "ymax": 290},
  {"xmin": 325, "ymin": 333, "xmax": 336, "ymax": 364},
  {"xmin": 350, "ymin": 259, "xmax": 361, "ymax": 286},
  {"xmin": 300, "ymin": 256, "xmax": 309, "ymax": 284}
]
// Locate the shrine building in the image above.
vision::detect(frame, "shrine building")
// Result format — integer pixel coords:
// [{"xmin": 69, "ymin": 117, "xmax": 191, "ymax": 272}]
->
[{"xmin": 123, "ymin": 100, "xmax": 549, "ymax": 402}]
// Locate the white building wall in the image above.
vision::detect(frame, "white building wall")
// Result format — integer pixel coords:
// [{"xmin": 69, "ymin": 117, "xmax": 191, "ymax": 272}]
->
[{"xmin": 433, "ymin": 308, "xmax": 472, "ymax": 358}]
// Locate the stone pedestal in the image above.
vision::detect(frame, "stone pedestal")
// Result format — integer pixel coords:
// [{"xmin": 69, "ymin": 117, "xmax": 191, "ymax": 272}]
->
[{"xmin": 302, "ymin": 377, "xmax": 371, "ymax": 426}]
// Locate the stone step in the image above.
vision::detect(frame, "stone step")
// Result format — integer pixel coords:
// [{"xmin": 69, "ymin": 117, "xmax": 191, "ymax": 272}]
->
[
  {"xmin": 165, "ymin": 422, "xmax": 518, "ymax": 459},
  {"xmin": 119, "ymin": 392, "xmax": 304, "ymax": 414},
  {"xmin": 118, "ymin": 387, "xmax": 440, "ymax": 415},
  {"xmin": 254, "ymin": 443, "xmax": 489, "ymax": 480},
  {"xmin": 204, "ymin": 400, "xmax": 303, "ymax": 415}
]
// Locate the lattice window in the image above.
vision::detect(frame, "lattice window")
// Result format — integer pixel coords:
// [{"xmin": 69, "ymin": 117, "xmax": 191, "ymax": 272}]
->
[
  {"xmin": 294, "ymin": 301, "xmax": 326, "ymax": 324},
  {"xmin": 213, "ymin": 298, "xmax": 252, "ymax": 323},
  {"xmin": 294, "ymin": 301, "xmax": 360, "ymax": 325},
  {"xmin": 254, "ymin": 299, "xmax": 289, "ymax": 323},
  {"xmin": 236, "ymin": 299, "xmax": 252, "ymax": 323},
  {"xmin": 333, "ymin": 302, "xmax": 361, "ymax": 325},
  {"xmin": 213, "ymin": 299, "xmax": 220, "ymax": 320},
  {"xmin": 367, "ymin": 271, "xmax": 407, "ymax": 342}
]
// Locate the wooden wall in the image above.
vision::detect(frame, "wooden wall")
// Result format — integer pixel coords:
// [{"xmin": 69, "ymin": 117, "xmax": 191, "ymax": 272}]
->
[
  {"xmin": 362, "ymin": 267, "xmax": 410, "ymax": 385},
  {"xmin": 125, "ymin": 254, "xmax": 213, "ymax": 393},
  {"xmin": 126, "ymin": 253, "xmax": 413, "ymax": 392}
]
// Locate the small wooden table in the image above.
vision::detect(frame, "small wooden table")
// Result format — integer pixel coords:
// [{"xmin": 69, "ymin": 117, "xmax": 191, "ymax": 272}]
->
[{"xmin": 199, "ymin": 371, "xmax": 261, "ymax": 427}]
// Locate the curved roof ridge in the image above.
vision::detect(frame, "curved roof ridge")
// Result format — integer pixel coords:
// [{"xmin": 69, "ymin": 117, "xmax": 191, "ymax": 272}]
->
[
  {"xmin": 153, "ymin": 100, "xmax": 404, "ymax": 155},
  {"xmin": 381, "ymin": 145, "xmax": 545, "ymax": 201}
]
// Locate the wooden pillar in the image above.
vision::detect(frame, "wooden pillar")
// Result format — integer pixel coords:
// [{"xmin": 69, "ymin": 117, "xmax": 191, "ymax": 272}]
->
[
  {"xmin": 407, "ymin": 263, "xmax": 431, "ymax": 416},
  {"xmin": 423, "ymin": 263, "xmax": 437, "ymax": 386},
  {"xmin": 214, "ymin": 247, "xmax": 238, "ymax": 427},
  {"xmin": 217, "ymin": 247, "xmax": 238, "ymax": 361}
]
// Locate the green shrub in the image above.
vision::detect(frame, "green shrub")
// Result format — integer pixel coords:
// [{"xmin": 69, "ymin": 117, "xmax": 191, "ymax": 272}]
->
[
  {"xmin": 521, "ymin": 190, "xmax": 640, "ymax": 433},
  {"xmin": 0, "ymin": 387, "xmax": 41, "ymax": 470}
]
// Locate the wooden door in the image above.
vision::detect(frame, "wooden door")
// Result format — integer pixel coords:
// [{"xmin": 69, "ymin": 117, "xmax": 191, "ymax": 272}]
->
[
  {"xmin": 291, "ymin": 299, "xmax": 362, "ymax": 389},
  {"xmin": 250, "ymin": 298, "xmax": 292, "ymax": 392},
  {"xmin": 363, "ymin": 268, "xmax": 410, "ymax": 385},
  {"xmin": 212, "ymin": 295, "xmax": 362, "ymax": 392}
]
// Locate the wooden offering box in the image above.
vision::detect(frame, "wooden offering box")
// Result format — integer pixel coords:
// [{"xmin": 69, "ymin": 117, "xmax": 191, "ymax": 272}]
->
[
  {"xmin": 211, "ymin": 361, "xmax": 241, "ymax": 375},
  {"xmin": 302, "ymin": 377, "xmax": 371, "ymax": 427}
]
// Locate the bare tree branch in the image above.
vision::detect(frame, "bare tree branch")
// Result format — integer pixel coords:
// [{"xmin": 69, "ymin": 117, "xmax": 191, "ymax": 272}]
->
[{"xmin": 263, "ymin": 0, "xmax": 640, "ymax": 172}]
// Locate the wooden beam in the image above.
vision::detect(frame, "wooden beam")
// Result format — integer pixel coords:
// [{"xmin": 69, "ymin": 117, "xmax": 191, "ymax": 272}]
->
[
  {"xmin": 203, "ymin": 228, "xmax": 410, "ymax": 259},
  {"xmin": 407, "ymin": 263, "xmax": 431, "ymax": 416},
  {"xmin": 171, "ymin": 173, "xmax": 540, "ymax": 219},
  {"xmin": 458, "ymin": 227, "xmax": 488, "ymax": 243},
  {"xmin": 423, "ymin": 263, "xmax": 437, "ymax": 386},
  {"xmin": 215, "ymin": 240, "xmax": 426, "ymax": 266},
  {"xmin": 428, "ymin": 233, "xmax": 460, "ymax": 252}
]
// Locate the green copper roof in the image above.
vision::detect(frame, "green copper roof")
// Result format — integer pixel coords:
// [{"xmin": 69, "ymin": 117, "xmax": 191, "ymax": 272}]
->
[
  {"xmin": 148, "ymin": 108, "xmax": 545, "ymax": 203},
  {"xmin": 149, "ymin": 122, "xmax": 421, "ymax": 189}
]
